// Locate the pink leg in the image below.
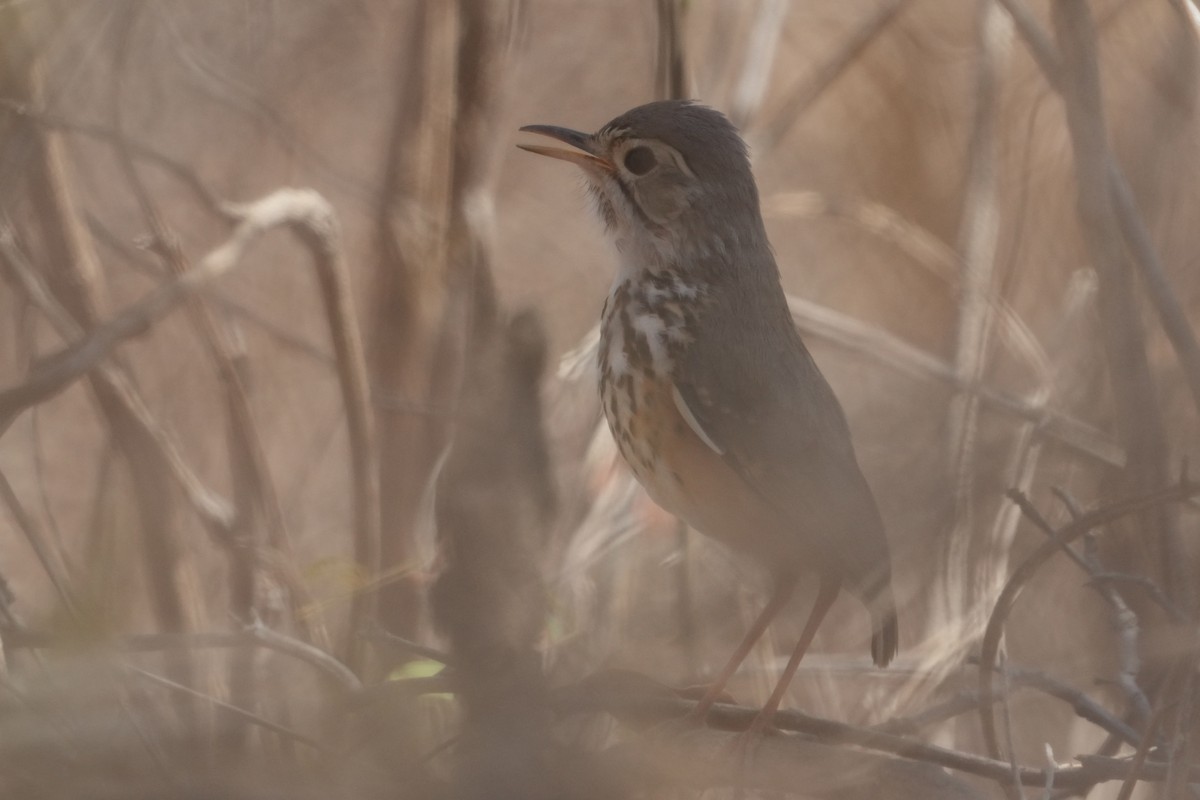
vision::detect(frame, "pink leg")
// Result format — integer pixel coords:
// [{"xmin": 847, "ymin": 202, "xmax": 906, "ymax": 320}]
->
[
  {"xmin": 744, "ymin": 576, "xmax": 841, "ymax": 737},
  {"xmin": 689, "ymin": 576, "xmax": 798, "ymax": 724}
]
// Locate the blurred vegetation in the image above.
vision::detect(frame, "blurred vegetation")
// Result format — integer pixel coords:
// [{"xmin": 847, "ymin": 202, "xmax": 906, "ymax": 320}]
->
[{"xmin": 0, "ymin": 1, "xmax": 1198, "ymax": 798}]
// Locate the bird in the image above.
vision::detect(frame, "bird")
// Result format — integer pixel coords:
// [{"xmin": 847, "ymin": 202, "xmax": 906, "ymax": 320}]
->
[{"xmin": 518, "ymin": 100, "xmax": 898, "ymax": 733}]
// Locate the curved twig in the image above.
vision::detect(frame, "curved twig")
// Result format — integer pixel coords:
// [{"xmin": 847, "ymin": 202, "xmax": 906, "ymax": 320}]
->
[{"xmin": 978, "ymin": 481, "xmax": 1200, "ymax": 761}]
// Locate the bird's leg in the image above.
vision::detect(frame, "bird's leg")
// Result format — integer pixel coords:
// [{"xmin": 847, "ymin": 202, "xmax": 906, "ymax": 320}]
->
[
  {"xmin": 686, "ymin": 575, "xmax": 798, "ymax": 725},
  {"xmin": 742, "ymin": 575, "xmax": 841, "ymax": 740}
]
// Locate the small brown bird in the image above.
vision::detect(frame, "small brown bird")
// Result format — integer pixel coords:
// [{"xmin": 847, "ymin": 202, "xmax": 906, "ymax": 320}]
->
[{"xmin": 520, "ymin": 100, "xmax": 897, "ymax": 730}]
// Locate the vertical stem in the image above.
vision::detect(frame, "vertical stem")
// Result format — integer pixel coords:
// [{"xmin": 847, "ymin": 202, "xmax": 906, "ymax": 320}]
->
[
  {"xmin": 941, "ymin": 0, "xmax": 1011, "ymax": 634},
  {"xmin": 656, "ymin": 0, "xmax": 687, "ymax": 100},
  {"xmin": 1051, "ymin": 0, "xmax": 1184, "ymax": 610}
]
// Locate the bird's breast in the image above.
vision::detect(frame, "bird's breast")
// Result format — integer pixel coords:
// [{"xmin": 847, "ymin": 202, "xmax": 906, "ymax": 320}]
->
[
  {"xmin": 599, "ymin": 276, "xmax": 696, "ymax": 503},
  {"xmin": 597, "ymin": 275, "xmax": 821, "ymax": 570}
]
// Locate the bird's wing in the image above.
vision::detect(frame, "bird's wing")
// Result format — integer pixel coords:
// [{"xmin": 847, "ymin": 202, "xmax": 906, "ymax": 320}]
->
[{"xmin": 672, "ymin": 291, "xmax": 891, "ymax": 599}]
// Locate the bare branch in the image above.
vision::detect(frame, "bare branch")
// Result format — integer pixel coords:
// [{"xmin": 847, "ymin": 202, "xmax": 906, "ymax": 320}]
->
[
  {"xmin": 786, "ymin": 294, "xmax": 1122, "ymax": 467},
  {"xmin": 0, "ymin": 228, "xmax": 236, "ymax": 531},
  {"xmin": 0, "ymin": 190, "xmax": 342, "ymax": 419},
  {"xmin": 995, "ymin": 0, "xmax": 1063, "ymax": 86},
  {"xmin": 979, "ymin": 480, "xmax": 1200, "ymax": 761},
  {"xmin": 0, "ymin": 98, "xmax": 233, "ymax": 222},
  {"xmin": 944, "ymin": 0, "xmax": 1015, "ymax": 648},
  {"xmin": 86, "ymin": 214, "xmax": 334, "ymax": 366},
  {"xmin": 1, "ymin": 189, "xmax": 378, "ymax": 653},
  {"xmin": 560, "ymin": 682, "xmax": 1199, "ymax": 791},
  {"xmin": 758, "ymin": 0, "xmax": 914, "ymax": 152},
  {"xmin": 1000, "ymin": 0, "xmax": 1200, "ymax": 426},
  {"xmin": 125, "ymin": 664, "xmax": 324, "ymax": 750},
  {"xmin": 655, "ymin": 0, "xmax": 687, "ymax": 100}
]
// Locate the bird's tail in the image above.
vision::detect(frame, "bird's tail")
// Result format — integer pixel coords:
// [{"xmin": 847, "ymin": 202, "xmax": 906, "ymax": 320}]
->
[{"xmin": 871, "ymin": 594, "xmax": 900, "ymax": 667}]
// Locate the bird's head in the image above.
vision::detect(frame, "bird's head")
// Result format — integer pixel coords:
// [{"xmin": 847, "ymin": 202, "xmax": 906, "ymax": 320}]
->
[{"xmin": 518, "ymin": 100, "xmax": 766, "ymax": 269}]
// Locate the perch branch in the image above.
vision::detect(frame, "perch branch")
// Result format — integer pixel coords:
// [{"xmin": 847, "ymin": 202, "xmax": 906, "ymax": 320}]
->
[
  {"xmin": 559, "ymin": 679, "xmax": 1200, "ymax": 791},
  {"xmin": 880, "ymin": 666, "xmax": 1140, "ymax": 747}
]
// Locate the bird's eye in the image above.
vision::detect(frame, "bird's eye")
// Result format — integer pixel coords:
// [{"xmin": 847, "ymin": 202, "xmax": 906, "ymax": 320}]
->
[{"xmin": 623, "ymin": 146, "xmax": 657, "ymax": 176}]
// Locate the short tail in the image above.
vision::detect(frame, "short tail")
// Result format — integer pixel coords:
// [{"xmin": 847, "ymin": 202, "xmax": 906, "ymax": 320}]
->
[{"xmin": 871, "ymin": 602, "xmax": 899, "ymax": 667}]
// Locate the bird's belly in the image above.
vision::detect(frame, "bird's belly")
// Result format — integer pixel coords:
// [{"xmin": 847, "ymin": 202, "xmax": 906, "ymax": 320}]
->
[{"xmin": 601, "ymin": 370, "xmax": 801, "ymax": 570}]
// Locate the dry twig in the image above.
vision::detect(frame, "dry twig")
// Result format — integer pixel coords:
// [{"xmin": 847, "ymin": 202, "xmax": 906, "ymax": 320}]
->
[
  {"xmin": 758, "ymin": 0, "xmax": 914, "ymax": 151},
  {"xmin": 979, "ymin": 480, "xmax": 1200, "ymax": 762}
]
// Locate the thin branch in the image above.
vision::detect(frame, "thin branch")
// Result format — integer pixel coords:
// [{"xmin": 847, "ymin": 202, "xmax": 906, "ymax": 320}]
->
[
  {"xmin": 944, "ymin": 0, "xmax": 1014, "ymax": 648},
  {"xmin": 1107, "ymin": 164, "xmax": 1200, "ymax": 420},
  {"xmin": 881, "ymin": 665, "xmax": 1142, "ymax": 749},
  {"xmin": 1053, "ymin": 487, "xmax": 1153, "ymax": 726},
  {"xmin": 86, "ymin": 214, "xmax": 334, "ymax": 366},
  {"xmin": 1001, "ymin": 665, "xmax": 1142, "ymax": 750},
  {"xmin": 759, "ymin": 0, "xmax": 914, "ymax": 152},
  {"xmin": 979, "ymin": 480, "xmax": 1200, "ymax": 761},
  {"xmin": 994, "ymin": 0, "xmax": 1063, "ymax": 87},
  {"xmin": 1052, "ymin": 0, "xmax": 1189, "ymax": 613},
  {"xmin": 764, "ymin": 192, "xmax": 1119, "ymax": 465},
  {"xmin": 360, "ymin": 625, "xmax": 454, "ymax": 666},
  {"xmin": 286, "ymin": 199, "xmax": 379, "ymax": 665},
  {"xmin": 0, "ymin": 191, "xmax": 336, "ymax": 420},
  {"xmin": 998, "ymin": 0, "xmax": 1200, "ymax": 424},
  {"xmin": 0, "ymin": 192, "xmax": 379, "ymax": 629},
  {"xmin": 1088, "ymin": 573, "xmax": 1186, "ymax": 624},
  {"xmin": 0, "ymin": 98, "xmax": 232, "ymax": 221},
  {"xmin": 0, "ymin": 227, "xmax": 236, "ymax": 532},
  {"xmin": 999, "ymin": 663, "xmax": 1029, "ymax": 800},
  {"xmin": 125, "ymin": 664, "xmax": 323, "ymax": 750},
  {"xmin": 562, "ymin": 687, "xmax": 1199, "ymax": 791},
  {"xmin": 655, "ymin": 0, "xmax": 686, "ymax": 100},
  {"xmin": 123, "ymin": 623, "xmax": 362, "ymax": 694},
  {"xmin": 0, "ymin": 468, "xmax": 77, "ymax": 616},
  {"xmin": 785, "ymin": 294, "xmax": 1123, "ymax": 466}
]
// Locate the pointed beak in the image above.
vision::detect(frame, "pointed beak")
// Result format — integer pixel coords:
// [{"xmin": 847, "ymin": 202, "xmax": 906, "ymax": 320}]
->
[{"xmin": 517, "ymin": 125, "xmax": 613, "ymax": 173}]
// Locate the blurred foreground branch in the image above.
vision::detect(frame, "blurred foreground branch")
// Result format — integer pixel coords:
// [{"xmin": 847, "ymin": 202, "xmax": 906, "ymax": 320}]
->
[{"xmin": 0, "ymin": 189, "xmax": 378, "ymax": 666}]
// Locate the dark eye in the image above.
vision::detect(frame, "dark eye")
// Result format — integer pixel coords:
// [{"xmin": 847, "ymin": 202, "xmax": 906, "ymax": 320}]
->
[{"xmin": 623, "ymin": 146, "xmax": 657, "ymax": 175}]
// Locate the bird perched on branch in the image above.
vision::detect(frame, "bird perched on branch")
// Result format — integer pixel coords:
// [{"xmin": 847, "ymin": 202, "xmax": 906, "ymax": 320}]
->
[{"xmin": 519, "ymin": 100, "xmax": 898, "ymax": 733}]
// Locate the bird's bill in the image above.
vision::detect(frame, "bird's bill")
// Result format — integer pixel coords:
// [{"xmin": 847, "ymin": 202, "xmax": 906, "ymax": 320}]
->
[{"xmin": 517, "ymin": 125, "xmax": 613, "ymax": 172}]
